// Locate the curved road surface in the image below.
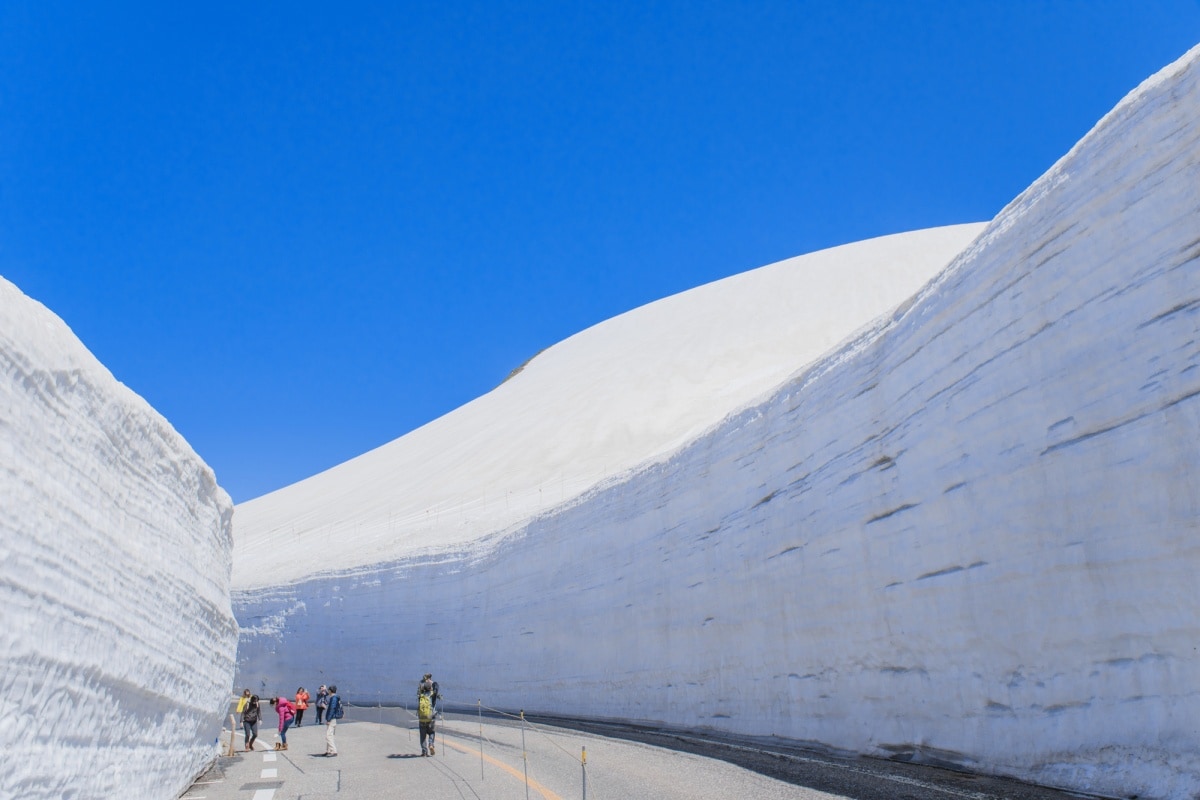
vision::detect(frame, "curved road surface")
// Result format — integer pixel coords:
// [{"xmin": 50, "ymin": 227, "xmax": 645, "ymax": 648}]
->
[{"xmin": 184, "ymin": 706, "xmax": 1091, "ymax": 800}]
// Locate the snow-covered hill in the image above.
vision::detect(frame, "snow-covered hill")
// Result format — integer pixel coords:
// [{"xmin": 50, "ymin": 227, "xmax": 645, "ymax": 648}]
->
[
  {"xmin": 235, "ymin": 44, "xmax": 1200, "ymax": 800},
  {"xmin": 232, "ymin": 222, "xmax": 982, "ymax": 587},
  {"xmin": 0, "ymin": 278, "xmax": 237, "ymax": 800}
]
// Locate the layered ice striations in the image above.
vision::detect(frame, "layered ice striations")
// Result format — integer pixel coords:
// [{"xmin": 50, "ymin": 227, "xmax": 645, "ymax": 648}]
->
[
  {"xmin": 236, "ymin": 45, "xmax": 1200, "ymax": 800},
  {"xmin": 0, "ymin": 278, "xmax": 237, "ymax": 799}
]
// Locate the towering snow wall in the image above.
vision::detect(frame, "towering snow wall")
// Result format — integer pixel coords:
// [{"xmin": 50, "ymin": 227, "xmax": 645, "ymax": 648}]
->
[
  {"xmin": 235, "ymin": 45, "xmax": 1200, "ymax": 799},
  {"xmin": 0, "ymin": 278, "xmax": 237, "ymax": 799}
]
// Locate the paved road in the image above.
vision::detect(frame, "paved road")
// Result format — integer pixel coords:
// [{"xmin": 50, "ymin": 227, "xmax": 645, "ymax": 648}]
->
[{"xmin": 184, "ymin": 706, "xmax": 1090, "ymax": 800}]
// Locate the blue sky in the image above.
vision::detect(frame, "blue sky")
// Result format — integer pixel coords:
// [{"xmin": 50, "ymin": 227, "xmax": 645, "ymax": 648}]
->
[{"xmin": 2, "ymin": 2, "xmax": 1198, "ymax": 503}]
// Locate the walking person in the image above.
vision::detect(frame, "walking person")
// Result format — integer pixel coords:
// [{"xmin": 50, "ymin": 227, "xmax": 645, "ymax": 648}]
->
[
  {"xmin": 419, "ymin": 673, "xmax": 441, "ymax": 713},
  {"xmin": 294, "ymin": 687, "xmax": 310, "ymax": 726},
  {"xmin": 241, "ymin": 695, "xmax": 261, "ymax": 752},
  {"xmin": 270, "ymin": 695, "xmax": 296, "ymax": 750},
  {"xmin": 429, "ymin": 675, "xmax": 440, "ymax": 710},
  {"xmin": 315, "ymin": 684, "xmax": 329, "ymax": 724},
  {"xmin": 324, "ymin": 684, "xmax": 343, "ymax": 756},
  {"xmin": 417, "ymin": 680, "xmax": 436, "ymax": 756}
]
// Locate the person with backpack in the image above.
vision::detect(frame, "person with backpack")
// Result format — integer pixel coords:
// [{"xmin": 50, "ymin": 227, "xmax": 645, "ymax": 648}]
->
[
  {"xmin": 417, "ymin": 680, "xmax": 436, "ymax": 756},
  {"xmin": 241, "ymin": 695, "xmax": 261, "ymax": 752},
  {"xmin": 324, "ymin": 684, "xmax": 343, "ymax": 756}
]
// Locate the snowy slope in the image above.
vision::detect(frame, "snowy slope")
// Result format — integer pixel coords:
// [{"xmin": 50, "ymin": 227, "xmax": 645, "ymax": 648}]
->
[
  {"xmin": 0, "ymin": 278, "xmax": 237, "ymax": 799},
  {"xmin": 233, "ymin": 223, "xmax": 983, "ymax": 587},
  {"xmin": 235, "ymin": 44, "xmax": 1200, "ymax": 800}
]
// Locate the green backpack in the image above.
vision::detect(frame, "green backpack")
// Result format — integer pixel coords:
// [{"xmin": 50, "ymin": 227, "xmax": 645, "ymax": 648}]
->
[{"xmin": 418, "ymin": 693, "xmax": 434, "ymax": 723}]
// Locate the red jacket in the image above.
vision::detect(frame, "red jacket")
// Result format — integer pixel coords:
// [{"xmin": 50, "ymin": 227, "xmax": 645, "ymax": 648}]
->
[{"xmin": 275, "ymin": 698, "xmax": 296, "ymax": 731}]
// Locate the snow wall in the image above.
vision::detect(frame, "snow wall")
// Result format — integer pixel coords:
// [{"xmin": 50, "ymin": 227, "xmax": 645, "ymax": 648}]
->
[
  {"xmin": 235, "ymin": 45, "xmax": 1200, "ymax": 799},
  {"xmin": 0, "ymin": 277, "xmax": 237, "ymax": 799}
]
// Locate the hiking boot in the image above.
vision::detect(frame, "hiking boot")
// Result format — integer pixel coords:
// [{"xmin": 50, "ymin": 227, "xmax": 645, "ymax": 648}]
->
[{"xmin": 429, "ymin": 745, "xmax": 435, "ymax": 755}]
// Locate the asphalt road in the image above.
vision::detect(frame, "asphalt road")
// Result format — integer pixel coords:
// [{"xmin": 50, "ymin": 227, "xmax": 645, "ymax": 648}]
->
[{"xmin": 184, "ymin": 706, "xmax": 1094, "ymax": 800}]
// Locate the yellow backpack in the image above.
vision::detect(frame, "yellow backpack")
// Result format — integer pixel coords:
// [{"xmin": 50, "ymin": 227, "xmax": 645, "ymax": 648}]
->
[{"xmin": 418, "ymin": 693, "xmax": 434, "ymax": 723}]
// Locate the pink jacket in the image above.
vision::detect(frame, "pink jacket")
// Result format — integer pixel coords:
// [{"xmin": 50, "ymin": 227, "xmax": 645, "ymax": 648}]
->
[{"xmin": 276, "ymin": 698, "xmax": 296, "ymax": 731}]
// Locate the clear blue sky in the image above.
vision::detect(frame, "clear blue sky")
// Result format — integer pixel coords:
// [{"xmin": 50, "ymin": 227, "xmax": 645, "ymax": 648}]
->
[{"xmin": 2, "ymin": 2, "xmax": 1198, "ymax": 503}]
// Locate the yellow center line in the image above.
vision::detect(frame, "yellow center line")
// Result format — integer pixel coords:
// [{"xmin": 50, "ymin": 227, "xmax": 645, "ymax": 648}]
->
[{"xmin": 439, "ymin": 736, "xmax": 564, "ymax": 800}]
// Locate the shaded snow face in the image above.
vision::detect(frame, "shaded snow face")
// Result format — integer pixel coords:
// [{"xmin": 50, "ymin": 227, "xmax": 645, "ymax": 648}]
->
[
  {"xmin": 237, "ymin": 44, "xmax": 1200, "ymax": 800},
  {"xmin": 0, "ymin": 278, "xmax": 237, "ymax": 800}
]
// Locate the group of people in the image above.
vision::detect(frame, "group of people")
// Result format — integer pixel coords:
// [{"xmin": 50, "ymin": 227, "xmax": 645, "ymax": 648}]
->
[
  {"xmin": 233, "ymin": 675, "xmax": 439, "ymax": 758},
  {"xmin": 235, "ymin": 684, "xmax": 344, "ymax": 756}
]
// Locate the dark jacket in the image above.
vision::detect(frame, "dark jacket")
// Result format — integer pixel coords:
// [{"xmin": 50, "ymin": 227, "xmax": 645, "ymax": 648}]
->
[{"xmin": 326, "ymin": 693, "xmax": 343, "ymax": 721}]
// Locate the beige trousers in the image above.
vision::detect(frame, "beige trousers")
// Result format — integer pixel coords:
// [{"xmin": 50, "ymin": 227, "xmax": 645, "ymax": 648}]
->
[{"xmin": 325, "ymin": 719, "xmax": 337, "ymax": 754}]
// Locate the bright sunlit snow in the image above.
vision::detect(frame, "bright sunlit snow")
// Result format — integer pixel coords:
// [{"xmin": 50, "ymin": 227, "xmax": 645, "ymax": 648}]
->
[
  {"xmin": 0, "ymin": 278, "xmax": 236, "ymax": 799},
  {"xmin": 3, "ymin": 30, "xmax": 1197, "ymax": 800},
  {"xmin": 236, "ymin": 44, "xmax": 1200, "ymax": 800},
  {"xmin": 233, "ymin": 223, "xmax": 983, "ymax": 587}
]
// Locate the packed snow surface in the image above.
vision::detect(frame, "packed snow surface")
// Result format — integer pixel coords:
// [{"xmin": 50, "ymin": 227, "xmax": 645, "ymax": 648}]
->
[
  {"xmin": 237, "ymin": 44, "xmax": 1200, "ymax": 800},
  {"xmin": 0, "ymin": 277, "xmax": 237, "ymax": 800},
  {"xmin": 233, "ymin": 223, "xmax": 983, "ymax": 587}
]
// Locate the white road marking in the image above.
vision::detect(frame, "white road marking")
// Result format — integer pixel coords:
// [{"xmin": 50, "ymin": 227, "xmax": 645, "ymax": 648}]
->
[
  {"xmin": 251, "ymin": 791, "xmax": 276, "ymax": 800},
  {"xmin": 260, "ymin": 768, "xmax": 278, "ymax": 778},
  {"xmin": 263, "ymin": 752, "xmax": 277, "ymax": 762}
]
